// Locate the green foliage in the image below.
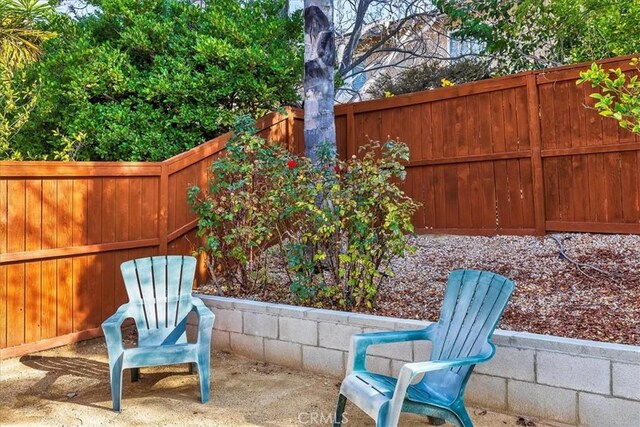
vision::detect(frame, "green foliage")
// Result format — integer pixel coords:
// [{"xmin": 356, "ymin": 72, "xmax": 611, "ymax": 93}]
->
[
  {"xmin": 188, "ymin": 117, "xmax": 303, "ymax": 291},
  {"xmin": 189, "ymin": 122, "xmax": 419, "ymax": 309},
  {"xmin": 367, "ymin": 59, "xmax": 491, "ymax": 98},
  {"xmin": 0, "ymin": 0, "xmax": 56, "ymax": 158},
  {"xmin": 284, "ymin": 141, "xmax": 419, "ymax": 308},
  {"xmin": 0, "ymin": 67, "xmax": 39, "ymax": 159},
  {"xmin": 578, "ymin": 58, "xmax": 640, "ymax": 134},
  {"xmin": 436, "ymin": 0, "xmax": 640, "ymax": 74},
  {"xmin": 10, "ymin": 0, "xmax": 302, "ymax": 161},
  {"xmin": 0, "ymin": 0, "xmax": 56, "ymax": 69}
]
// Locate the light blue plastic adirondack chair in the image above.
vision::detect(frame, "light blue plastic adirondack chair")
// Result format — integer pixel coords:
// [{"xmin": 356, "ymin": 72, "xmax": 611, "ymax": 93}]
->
[
  {"xmin": 102, "ymin": 255, "xmax": 215, "ymax": 412},
  {"xmin": 334, "ymin": 269, "xmax": 514, "ymax": 427}
]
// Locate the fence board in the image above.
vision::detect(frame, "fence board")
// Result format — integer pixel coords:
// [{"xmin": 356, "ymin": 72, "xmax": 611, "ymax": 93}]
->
[{"xmin": 0, "ymin": 180, "xmax": 6, "ymax": 347}]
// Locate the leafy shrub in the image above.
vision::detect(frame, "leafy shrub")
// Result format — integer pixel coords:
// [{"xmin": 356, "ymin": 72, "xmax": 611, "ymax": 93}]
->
[
  {"xmin": 11, "ymin": 0, "xmax": 302, "ymax": 161},
  {"xmin": 189, "ymin": 122, "xmax": 419, "ymax": 309},
  {"xmin": 0, "ymin": 0, "xmax": 56, "ymax": 158},
  {"xmin": 578, "ymin": 58, "xmax": 640, "ymax": 134},
  {"xmin": 188, "ymin": 117, "xmax": 304, "ymax": 292},
  {"xmin": 285, "ymin": 141, "xmax": 419, "ymax": 308},
  {"xmin": 367, "ymin": 59, "xmax": 490, "ymax": 98},
  {"xmin": 436, "ymin": 0, "xmax": 640, "ymax": 74}
]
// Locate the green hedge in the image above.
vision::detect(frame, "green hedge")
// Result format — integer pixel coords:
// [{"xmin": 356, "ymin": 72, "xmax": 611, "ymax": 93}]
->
[{"xmin": 12, "ymin": 0, "xmax": 302, "ymax": 161}]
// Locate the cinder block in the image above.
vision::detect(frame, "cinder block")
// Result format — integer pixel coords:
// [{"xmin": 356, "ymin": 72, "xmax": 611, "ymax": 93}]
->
[
  {"xmin": 508, "ymin": 380, "xmax": 577, "ymax": 425},
  {"xmin": 303, "ymin": 346, "xmax": 345, "ymax": 377},
  {"xmin": 475, "ymin": 347, "xmax": 535, "ymax": 381},
  {"xmin": 266, "ymin": 304, "xmax": 310, "ymax": 318},
  {"xmin": 212, "ymin": 329, "xmax": 231, "ymax": 352},
  {"xmin": 368, "ymin": 340, "xmax": 413, "ymax": 362},
  {"xmin": 243, "ymin": 312, "xmax": 278, "ymax": 338},
  {"xmin": 466, "ymin": 374, "xmax": 507, "ymax": 410},
  {"xmin": 579, "ymin": 392, "xmax": 640, "ymax": 427},
  {"xmin": 306, "ymin": 308, "xmax": 351, "ymax": 323},
  {"xmin": 612, "ymin": 362, "xmax": 640, "ymax": 400},
  {"xmin": 394, "ymin": 319, "xmax": 430, "ymax": 330},
  {"xmin": 265, "ymin": 339, "xmax": 302, "ymax": 369},
  {"xmin": 391, "ymin": 359, "xmax": 405, "ymax": 377},
  {"xmin": 318, "ymin": 322, "xmax": 362, "ymax": 351},
  {"xmin": 365, "ymin": 356, "xmax": 391, "ymax": 376},
  {"xmin": 390, "ymin": 360, "xmax": 423, "ymax": 385},
  {"xmin": 279, "ymin": 317, "xmax": 317, "ymax": 345},
  {"xmin": 211, "ymin": 308, "xmax": 242, "ymax": 333},
  {"xmin": 232, "ymin": 299, "xmax": 269, "ymax": 313},
  {"xmin": 413, "ymin": 340, "xmax": 433, "ymax": 362},
  {"xmin": 229, "ymin": 332, "xmax": 264, "ymax": 361},
  {"xmin": 198, "ymin": 295, "xmax": 235, "ymax": 310},
  {"xmin": 348, "ymin": 312, "xmax": 398, "ymax": 329},
  {"xmin": 537, "ymin": 351, "xmax": 610, "ymax": 394}
]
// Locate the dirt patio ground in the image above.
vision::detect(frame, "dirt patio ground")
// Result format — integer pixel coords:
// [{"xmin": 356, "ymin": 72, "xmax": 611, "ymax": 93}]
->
[{"xmin": 0, "ymin": 338, "xmax": 567, "ymax": 427}]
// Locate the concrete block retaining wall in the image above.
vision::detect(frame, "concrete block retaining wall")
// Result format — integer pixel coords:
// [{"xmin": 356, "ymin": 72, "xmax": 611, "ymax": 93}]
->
[{"xmin": 192, "ymin": 296, "xmax": 640, "ymax": 427}]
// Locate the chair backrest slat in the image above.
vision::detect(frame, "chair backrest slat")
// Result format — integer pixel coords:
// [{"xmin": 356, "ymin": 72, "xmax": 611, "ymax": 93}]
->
[
  {"xmin": 120, "ymin": 256, "xmax": 197, "ymax": 346},
  {"xmin": 152, "ymin": 257, "xmax": 168, "ymax": 328}
]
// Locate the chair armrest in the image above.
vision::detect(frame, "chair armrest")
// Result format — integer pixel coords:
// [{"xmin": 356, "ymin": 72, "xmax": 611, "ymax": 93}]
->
[
  {"xmin": 101, "ymin": 303, "xmax": 131, "ymax": 356},
  {"xmin": 190, "ymin": 297, "xmax": 215, "ymax": 343},
  {"xmin": 384, "ymin": 343, "xmax": 495, "ymax": 426},
  {"xmin": 402, "ymin": 343, "xmax": 495, "ymax": 378},
  {"xmin": 347, "ymin": 324, "xmax": 436, "ymax": 374}
]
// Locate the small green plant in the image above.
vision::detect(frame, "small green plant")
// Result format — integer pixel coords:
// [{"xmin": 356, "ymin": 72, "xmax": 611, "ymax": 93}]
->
[
  {"xmin": 577, "ymin": 58, "xmax": 640, "ymax": 134},
  {"xmin": 189, "ymin": 121, "xmax": 419, "ymax": 309}
]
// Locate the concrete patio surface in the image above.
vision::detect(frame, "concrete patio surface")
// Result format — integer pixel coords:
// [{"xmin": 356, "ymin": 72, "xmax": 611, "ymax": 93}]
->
[{"xmin": 0, "ymin": 338, "xmax": 566, "ymax": 427}]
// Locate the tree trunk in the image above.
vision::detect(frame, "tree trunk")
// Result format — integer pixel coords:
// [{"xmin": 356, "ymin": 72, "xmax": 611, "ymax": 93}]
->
[{"xmin": 303, "ymin": 0, "xmax": 336, "ymax": 163}]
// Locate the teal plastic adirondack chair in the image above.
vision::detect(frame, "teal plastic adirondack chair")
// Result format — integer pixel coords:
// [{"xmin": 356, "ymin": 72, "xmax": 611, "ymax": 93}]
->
[
  {"xmin": 102, "ymin": 256, "xmax": 215, "ymax": 412},
  {"xmin": 334, "ymin": 269, "xmax": 514, "ymax": 427}
]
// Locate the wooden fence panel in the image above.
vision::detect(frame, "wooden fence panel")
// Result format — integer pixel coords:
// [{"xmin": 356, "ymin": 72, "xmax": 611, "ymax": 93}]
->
[
  {"xmin": 537, "ymin": 56, "xmax": 640, "ymax": 233},
  {"xmin": 0, "ymin": 110, "xmax": 297, "ymax": 358}
]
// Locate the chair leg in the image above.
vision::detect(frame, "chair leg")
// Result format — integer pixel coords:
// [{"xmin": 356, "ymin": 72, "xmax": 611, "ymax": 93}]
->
[
  {"xmin": 450, "ymin": 401, "xmax": 473, "ymax": 427},
  {"xmin": 189, "ymin": 362, "xmax": 196, "ymax": 374},
  {"xmin": 333, "ymin": 394, "xmax": 347, "ymax": 427},
  {"xmin": 130, "ymin": 367, "xmax": 139, "ymax": 382},
  {"xmin": 196, "ymin": 352, "xmax": 210, "ymax": 403},
  {"xmin": 109, "ymin": 357, "xmax": 124, "ymax": 412}
]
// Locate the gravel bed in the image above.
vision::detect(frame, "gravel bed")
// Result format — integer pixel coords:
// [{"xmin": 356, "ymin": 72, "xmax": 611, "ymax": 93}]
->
[{"xmin": 200, "ymin": 233, "xmax": 640, "ymax": 346}]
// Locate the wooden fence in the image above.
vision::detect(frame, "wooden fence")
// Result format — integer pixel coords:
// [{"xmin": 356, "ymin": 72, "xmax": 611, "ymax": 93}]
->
[
  {"xmin": 1, "ymin": 55, "xmax": 639, "ymax": 357},
  {"xmin": 333, "ymin": 55, "xmax": 640, "ymax": 235},
  {"xmin": 0, "ymin": 111, "xmax": 299, "ymax": 358}
]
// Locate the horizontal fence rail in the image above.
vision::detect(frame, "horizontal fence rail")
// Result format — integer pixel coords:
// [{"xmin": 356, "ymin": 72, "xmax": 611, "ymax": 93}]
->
[{"xmin": 1, "ymin": 55, "xmax": 639, "ymax": 357}]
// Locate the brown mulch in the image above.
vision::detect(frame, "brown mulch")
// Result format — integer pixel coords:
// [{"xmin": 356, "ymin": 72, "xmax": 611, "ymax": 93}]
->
[{"xmin": 199, "ymin": 233, "xmax": 640, "ymax": 346}]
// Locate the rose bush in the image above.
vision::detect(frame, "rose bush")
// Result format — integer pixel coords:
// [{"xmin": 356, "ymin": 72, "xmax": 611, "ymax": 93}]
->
[{"xmin": 189, "ymin": 119, "xmax": 419, "ymax": 308}]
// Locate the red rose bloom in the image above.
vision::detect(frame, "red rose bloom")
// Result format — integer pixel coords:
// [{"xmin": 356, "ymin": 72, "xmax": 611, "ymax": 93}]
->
[
  {"xmin": 287, "ymin": 159, "xmax": 297, "ymax": 169},
  {"xmin": 334, "ymin": 164, "xmax": 341, "ymax": 173}
]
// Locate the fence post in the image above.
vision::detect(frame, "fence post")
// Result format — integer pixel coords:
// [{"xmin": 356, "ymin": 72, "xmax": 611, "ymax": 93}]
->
[
  {"xmin": 159, "ymin": 163, "xmax": 169, "ymax": 254},
  {"xmin": 286, "ymin": 108, "xmax": 295, "ymax": 154},
  {"xmin": 346, "ymin": 104, "xmax": 356, "ymax": 158},
  {"xmin": 526, "ymin": 73, "xmax": 546, "ymax": 235}
]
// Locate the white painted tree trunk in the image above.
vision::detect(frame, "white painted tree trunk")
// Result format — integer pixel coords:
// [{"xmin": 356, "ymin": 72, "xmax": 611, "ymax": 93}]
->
[{"xmin": 303, "ymin": 0, "xmax": 337, "ymax": 162}]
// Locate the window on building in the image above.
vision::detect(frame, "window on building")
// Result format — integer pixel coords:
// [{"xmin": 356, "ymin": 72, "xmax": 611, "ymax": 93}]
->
[
  {"xmin": 351, "ymin": 64, "xmax": 367, "ymax": 91},
  {"xmin": 448, "ymin": 35, "xmax": 483, "ymax": 58}
]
